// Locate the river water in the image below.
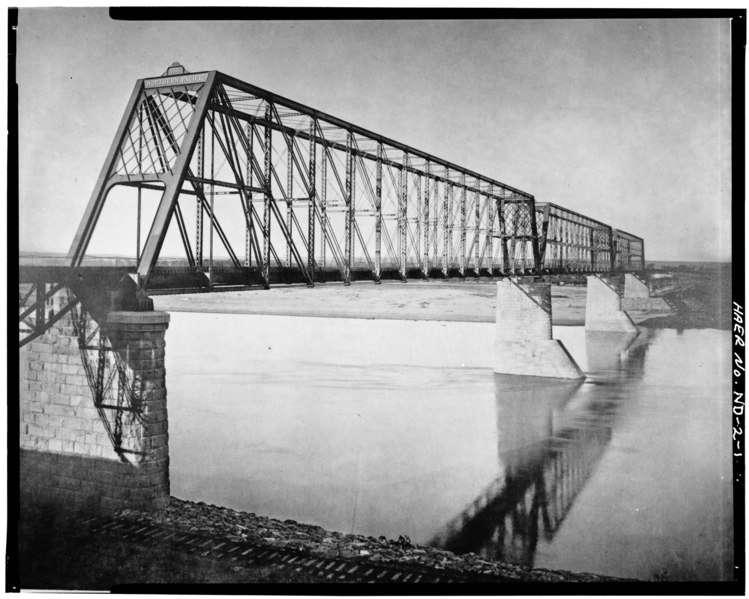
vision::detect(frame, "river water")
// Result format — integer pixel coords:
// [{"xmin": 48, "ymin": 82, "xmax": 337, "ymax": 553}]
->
[{"xmin": 164, "ymin": 312, "xmax": 733, "ymax": 581}]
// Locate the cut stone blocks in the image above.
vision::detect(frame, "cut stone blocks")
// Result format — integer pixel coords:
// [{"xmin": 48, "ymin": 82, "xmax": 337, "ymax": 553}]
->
[
  {"xmin": 20, "ymin": 308, "xmax": 171, "ymax": 512},
  {"xmin": 494, "ymin": 279, "xmax": 585, "ymax": 380},
  {"xmin": 585, "ymin": 275, "xmax": 638, "ymax": 333}
]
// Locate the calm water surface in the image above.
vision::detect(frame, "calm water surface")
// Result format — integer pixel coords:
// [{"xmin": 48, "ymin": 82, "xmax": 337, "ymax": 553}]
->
[{"xmin": 165, "ymin": 313, "xmax": 733, "ymax": 581}]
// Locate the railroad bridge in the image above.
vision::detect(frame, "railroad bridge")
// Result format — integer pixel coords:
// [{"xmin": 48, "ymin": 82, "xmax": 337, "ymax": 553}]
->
[{"xmin": 19, "ymin": 63, "xmax": 654, "ymax": 513}]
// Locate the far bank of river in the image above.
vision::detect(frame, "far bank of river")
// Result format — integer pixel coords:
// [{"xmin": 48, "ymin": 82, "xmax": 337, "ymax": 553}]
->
[{"xmin": 152, "ymin": 280, "xmax": 672, "ymax": 325}]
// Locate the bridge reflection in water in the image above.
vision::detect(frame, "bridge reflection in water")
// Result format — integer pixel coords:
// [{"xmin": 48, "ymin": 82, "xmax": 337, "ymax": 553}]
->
[{"xmin": 430, "ymin": 330, "xmax": 652, "ymax": 568}]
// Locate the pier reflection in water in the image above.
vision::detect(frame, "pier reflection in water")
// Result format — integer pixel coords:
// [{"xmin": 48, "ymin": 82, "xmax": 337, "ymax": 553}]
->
[
  {"xmin": 431, "ymin": 331, "xmax": 646, "ymax": 568},
  {"xmin": 166, "ymin": 314, "xmax": 732, "ymax": 581}
]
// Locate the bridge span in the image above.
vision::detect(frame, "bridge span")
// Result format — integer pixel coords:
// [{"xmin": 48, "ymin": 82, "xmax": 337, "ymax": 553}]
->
[
  {"xmin": 18, "ymin": 62, "xmax": 653, "ymax": 514},
  {"xmin": 21, "ymin": 62, "xmax": 645, "ymax": 345}
]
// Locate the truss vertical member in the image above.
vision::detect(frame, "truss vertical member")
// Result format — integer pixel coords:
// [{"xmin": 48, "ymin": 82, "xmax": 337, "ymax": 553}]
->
[
  {"xmin": 640, "ymin": 239, "xmax": 646, "ymax": 271},
  {"xmin": 286, "ymin": 131, "xmax": 294, "ymax": 268},
  {"xmin": 320, "ymin": 140, "xmax": 327, "ymax": 269},
  {"xmin": 473, "ymin": 180, "xmax": 480, "ymax": 276},
  {"xmin": 208, "ymin": 117, "xmax": 215, "ymax": 286},
  {"xmin": 442, "ymin": 168, "xmax": 450, "ymax": 277},
  {"xmin": 35, "ymin": 284, "xmax": 45, "ymax": 333},
  {"xmin": 307, "ymin": 119, "xmax": 316, "ymax": 279},
  {"xmin": 422, "ymin": 161, "xmax": 430, "ymax": 277},
  {"xmin": 351, "ymin": 138, "xmax": 357, "ymax": 271},
  {"xmin": 399, "ymin": 152, "xmax": 408, "ymax": 280},
  {"xmin": 432, "ymin": 174, "xmax": 439, "ymax": 269},
  {"xmin": 245, "ymin": 122, "xmax": 253, "ymax": 267},
  {"xmin": 263, "ymin": 104, "xmax": 272, "ymax": 283},
  {"xmin": 460, "ymin": 173, "xmax": 467, "ymax": 276},
  {"xmin": 375, "ymin": 142, "xmax": 383, "ymax": 282},
  {"xmin": 344, "ymin": 131, "xmax": 353, "ymax": 285},
  {"xmin": 195, "ymin": 126, "xmax": 204, "ymax": 267},
  {"xmin": 497, "ymin": 190, "xmax": 509, "ymax": 274},
  {"xmin": 529, "ymin": 195, "xmax": 542, "ymax": 273},
  {"xmin": 447, "ymin": 176, "xmax": 454, "ymax": 272},
  {"xmin": 415, "ymin": 169, "xmax": 422, "ymax": 275},
  {"xmin": 486, "ymin": 185, "xmax": 495, "ymax": 276},
  {"xmin": 95, "ymin": 335, "xmax": 106, "ymax": 406},
  {"xmin": 136, "ymin": 186, "xmax": 142, "ymax": 263},
  {"xmin": 136, "ymin": 110, "xmax": 143, "ymax": 262},
  {"xmin": 537, "ymin": 203, "xmax": 551, "ymax": 269}
]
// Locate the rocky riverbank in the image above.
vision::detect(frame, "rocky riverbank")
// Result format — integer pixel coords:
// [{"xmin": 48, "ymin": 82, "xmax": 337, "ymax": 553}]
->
[{"xmin": 115, "ymin": 497, "xmax": 634, "ymax": 583}]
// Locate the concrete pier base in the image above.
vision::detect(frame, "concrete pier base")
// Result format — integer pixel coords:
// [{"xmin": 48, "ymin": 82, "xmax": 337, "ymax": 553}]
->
[
  {"xmin": 622, "ymin": 273, "xmax": 651, "ymax": 310},
  {"xmin": 494, "ymin": 279, "xmax": 584, "ymax": 379},
  {"xmin": 585, "ymin": 275, "xmax": 638, "ymax": 333}
]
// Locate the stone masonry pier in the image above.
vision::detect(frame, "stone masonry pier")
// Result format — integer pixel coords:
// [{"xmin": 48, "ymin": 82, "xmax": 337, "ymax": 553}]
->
[{"xmin": 19, "ymin": 307, "xmax": 170, "ymax": 512}]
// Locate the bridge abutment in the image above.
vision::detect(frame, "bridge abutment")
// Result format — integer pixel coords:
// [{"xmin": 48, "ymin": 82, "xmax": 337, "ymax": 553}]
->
[
  {"xmin": 20, "ymin": 305, "xmax": 170, "ymax": 513},
  {"xmin": 494, "ymin": 280, "xmax": 584, "ymax": 379},
  {"xmin": 585, "ymin": 275, "xmax": 638, "ymax": 333}
]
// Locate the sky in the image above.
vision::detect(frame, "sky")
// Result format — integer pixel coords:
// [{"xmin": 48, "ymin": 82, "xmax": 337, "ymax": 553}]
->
[{"xmin": 15, "ymin": 9, "xmax": 734, "ymax": 262}]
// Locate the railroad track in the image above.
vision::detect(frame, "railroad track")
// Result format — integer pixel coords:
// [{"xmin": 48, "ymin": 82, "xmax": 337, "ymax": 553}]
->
[{"xmin": 88, "ymin": 517, "xmax": 508, "ymax": 584}]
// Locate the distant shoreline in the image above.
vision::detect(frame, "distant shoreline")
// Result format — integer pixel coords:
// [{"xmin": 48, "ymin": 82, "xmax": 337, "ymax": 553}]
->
[{"xmin": 18, "ymin": 251, "xmax": 733, "ymax": 269}]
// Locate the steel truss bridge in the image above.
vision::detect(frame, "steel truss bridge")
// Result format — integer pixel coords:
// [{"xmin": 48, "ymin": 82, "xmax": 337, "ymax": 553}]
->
[{"xmin": 21, "ymin": 63, "xmax": 645, "ymax": 347}]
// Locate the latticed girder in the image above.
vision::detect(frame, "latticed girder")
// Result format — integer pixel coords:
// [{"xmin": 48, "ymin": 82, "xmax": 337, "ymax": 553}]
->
[
  {"xmin": 67, "ymin": 64, "xmax": 643, "ymax": 291},
  {"xmin": 613, "ymin": 229, "xmax": 646, "ymax": 272},
  {"xmin": 534, "ymin": 203, "xmax": 643, "ymax": 274}
]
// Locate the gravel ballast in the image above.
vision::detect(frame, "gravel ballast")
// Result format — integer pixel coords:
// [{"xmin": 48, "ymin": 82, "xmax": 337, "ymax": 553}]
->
[{"xmin": 115, "ymin": 497, "xmax": 635, "ymax": 583}]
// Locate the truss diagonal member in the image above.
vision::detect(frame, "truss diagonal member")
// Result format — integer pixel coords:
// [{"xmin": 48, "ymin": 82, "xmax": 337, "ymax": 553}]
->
[
  {"xmin": 307, "ymin": 119, "xmax": 316, "ymax": 278},
  {"xmin": 313, "ymin": 124, "xmax": 348, "ymax": 280},
  {"xmin": 422, "ymin": 162, "xmax": 430, "ymax": 276},
  {"xmin": 205, "ymin": 106, "xmax": 269, "ymax": 275},
  {"xmin": 185, "ymin": 173, "xmax": 241, "ymax": 268},
  {"xmin": 442, "ymin": 170, "xmax": 450, "ymax": 276},
  {"xmin": 472, "ymin": 184, "xmax": 481, "ymax": 274},
  {"xmin": 398, "ymin": 153, "xmax": 407, "ymax": 279},
  {"xmin": 146, "ymin": 89, "xmax": 198, "ymax": 267},
  {"xmin": 374, "ymin": 145, "xmax": 384, "ymax": 281},
  {"xmin": 344, "ymin": 132, "xmax": 354, "ymax": 284},
  {"xmin": 537, "ymin": 203, "xmax": 551, "ymax": 265},
  {"xmin": 486, "ymin": 188, "xmax": 496, "ymax": 275},
  {"xmin": 248, "ymin": 201, "xmax": 283, "ymax": 268},
  {"xmin": 172, "ymin": 201, "xmax": 197, "ymax": 267},
  {"xmin": 223, "ymin": 102, "xmax": 311, "ymax": 283},
  {"xmin": 19, "ymin": 294, "xmax": 79, "ymax": 349},
  {"xmin": 286, "ymin": 132, "xmax": 294, "ymax": 268},
  {"xmin": 126, "ymin": 72, "xmax": 218, "ymax": 287},
  {"xmin": 460, "ymin": 174, "xmax": 467, "ymax": 276},
  {"xmin": 142, "ymin": 96, "xmax": 170, "ymax": 175},
  {"xmin": 68, "ymin": 81, "xmax": 149, "ymax": 267},
  {"xmin": 219, "ymin": 99, "xmax": 313, "ymax": 286},
  {"xmin": 205, "ymin": 108, "xmax": 259, "ymax": 251},
  {"xmin": 263, "ymin": 106, "xmax": 273, "ymax": 281},
  {"xmin": 18, "ymin": 281, "xmax": 66, "ymax": 323},
  {"xmin": 353, "ymin": 220, "xmax": 375, "ymax": 274}
]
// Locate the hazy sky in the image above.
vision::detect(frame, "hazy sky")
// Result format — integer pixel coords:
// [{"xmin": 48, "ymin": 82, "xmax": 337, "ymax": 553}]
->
[{"xmin": 16, "ymin": 9, "xmax": 733, "ymax": 262}]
